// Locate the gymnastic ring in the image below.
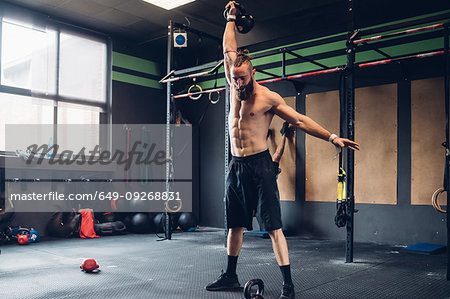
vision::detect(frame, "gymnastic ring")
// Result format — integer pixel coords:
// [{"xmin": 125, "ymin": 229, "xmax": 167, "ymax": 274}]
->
[
  {"xmin": 432, "ymin": 187, "xmax": 446, "ymax": 213},
  {"xmin": 209, "ymin": 91, "xmax": 220, "ymax": 104},
  {"xmin": 165, "ymin": 198, "xmax": 182, "ymax": 213},
  {"xmin": 188, "ymin": 84, "xmax": 202, "ymax": 101}
]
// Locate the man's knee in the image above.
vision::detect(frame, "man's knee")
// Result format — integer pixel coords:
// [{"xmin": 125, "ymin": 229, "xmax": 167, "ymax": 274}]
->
[
  {"xmin": 267, "ymin": 228, "xmax": 284, "ymax": 240},
  {"xmin": 228, "ymin": 227, "xmax": 244, "ymax": 235}
]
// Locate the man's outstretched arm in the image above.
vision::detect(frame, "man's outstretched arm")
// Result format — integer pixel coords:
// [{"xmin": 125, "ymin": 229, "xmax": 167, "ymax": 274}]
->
[
  {"xmin": 223, "ymin": 1, "xmax": 238, "ymax": 85},
  {"xmin": 271, "ymin": 92, "xmax": 360, "ymax": 151}
]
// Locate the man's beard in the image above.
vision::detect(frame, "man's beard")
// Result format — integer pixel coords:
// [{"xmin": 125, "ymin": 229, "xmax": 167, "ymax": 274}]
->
[{"xmin": 237, "ymin": 78, "xmax": 254, "ymax": 101}]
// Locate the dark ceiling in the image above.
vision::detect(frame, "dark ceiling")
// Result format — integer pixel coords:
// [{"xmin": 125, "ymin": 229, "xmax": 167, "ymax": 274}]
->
[{"xmin": 3, "ymin": 0, "xmax": 450, "ymax": 54}]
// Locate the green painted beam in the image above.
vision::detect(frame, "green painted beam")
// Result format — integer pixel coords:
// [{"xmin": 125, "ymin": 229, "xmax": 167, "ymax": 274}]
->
[
  {"xmin": 356, "ymin": 37, "xmax": 444, "ymax": 63},
  {"xmin": 112, "ymin": 52, "xmax": 161, "ymax": 77},
  {"xmin": 112, "ymin": 71, "xmax": 163, "ymax": 89}
]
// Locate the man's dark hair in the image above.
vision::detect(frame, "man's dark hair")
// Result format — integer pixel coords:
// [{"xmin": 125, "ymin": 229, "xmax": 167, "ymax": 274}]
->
[{"xmin": 234, "ymin": 49, "xmax": 253, "ymax": 70}]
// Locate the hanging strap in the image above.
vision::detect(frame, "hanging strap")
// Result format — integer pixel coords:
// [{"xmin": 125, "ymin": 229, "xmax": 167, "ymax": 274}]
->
[{"xmin": 335, "ymin": 151, "xmax": 349, "ymax": 227}]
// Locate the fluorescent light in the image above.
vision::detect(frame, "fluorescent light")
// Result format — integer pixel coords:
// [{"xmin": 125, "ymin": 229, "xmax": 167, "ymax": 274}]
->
[{"xmin": 141, "ymin": 0, "xmax": 195, "ymax": 10}]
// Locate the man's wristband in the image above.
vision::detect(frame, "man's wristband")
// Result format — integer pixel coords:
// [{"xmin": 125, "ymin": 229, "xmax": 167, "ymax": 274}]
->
[
  {"xmin": 227, "ymin": 14, "xmax": 236, "ymax": 22},
  {"xmin": 224, "ymin": 49, "xmax": 238, "ymax": 55},
  {"xmin": 329, "ymin": 134, "xmax": 338, "ymax": 144}
]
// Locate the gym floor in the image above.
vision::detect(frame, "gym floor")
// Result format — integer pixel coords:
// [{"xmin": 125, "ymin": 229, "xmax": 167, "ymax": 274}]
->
[{"xmin": 1, "ymin": 228, "xmax": 449, "ymax": 299}]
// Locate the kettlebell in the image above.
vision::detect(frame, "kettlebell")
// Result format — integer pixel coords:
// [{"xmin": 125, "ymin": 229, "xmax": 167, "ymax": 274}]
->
[
  {"xmin": 80, "ymin": 258, "xmax": 100, "ymax": 272},
  {"xmin": 223, "ymin": 2, "xmax": 255, "ymax": 34},
  {"xmin": 17, "ymin": 228, "xmax": 30, "ymax": 245},
  {"xmin": 236, "ymin": 14, "xmax": 254, "ymax": 34},
  {"xmin": 17, "ymin": 233, "xmax": 29, "ymax": 245},
  {"xmin": 244, "ymin": 278, "xmax": 264, "ymax": 299}
]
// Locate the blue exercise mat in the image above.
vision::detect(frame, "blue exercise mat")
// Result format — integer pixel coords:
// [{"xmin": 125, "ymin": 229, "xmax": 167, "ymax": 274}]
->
[
  {"xmin": 402, "ymin": 243, "xmax": 446, "ymax": 255},
  {"xmin": 244, "ymin": 231, "xmax": 270, "ymax": 239}
]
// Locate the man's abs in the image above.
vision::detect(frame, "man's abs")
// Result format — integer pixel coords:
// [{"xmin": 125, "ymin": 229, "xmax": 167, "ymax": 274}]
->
[{"xmin": 228, "ymin": 113, "xmax": 273, "ymax": 157}]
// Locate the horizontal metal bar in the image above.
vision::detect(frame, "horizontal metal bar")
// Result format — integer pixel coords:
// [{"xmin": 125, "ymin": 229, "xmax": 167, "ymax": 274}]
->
[
  {"xmin": 257, "ymin": 77, "xmax": 283, "ymax": 84},
  {"xmin": 354, "ymin": 23, "xmax": 444, "ymax": 44},
  {"xmin": 161, "ymin": 60, "xmax": 223, "ymax": 83},
  {"xmin": 286, "ymin": 67, "xmax": 343, "ymax": 80},
  {"xmin": 173, "ymin": 61, "xmax": 221, "ymax": 76},
  {"xmin": 358, "ymin": 12, "xmax": 450, "ymax": 38},
  {"xmin": 358, "ymin": 50, "xmax": 446, "ymax": 68}
]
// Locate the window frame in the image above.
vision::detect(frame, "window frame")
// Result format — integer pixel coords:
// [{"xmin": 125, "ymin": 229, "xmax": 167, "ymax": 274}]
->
[{"xmin": 0, "ymin": 3, "xmax": 112, "ymax": 155}]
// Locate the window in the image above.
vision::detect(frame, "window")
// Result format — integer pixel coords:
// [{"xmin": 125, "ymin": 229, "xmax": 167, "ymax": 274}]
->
[
  {"xmin": 0, "ymin": 4, "xmax": 110, "ymax": 152},
  {"xmin": 1, "ymin": 18, "xmax": 57, "ymax": 94},
  {"xmin": 59, "ymin": 31, "xmax": 107, "ymax": 102},
  {"xmin": 57, "ymin": 103, "xmax": 101, "ymax": 152},
  {"xmin": 0, "ymin": 92, "xmax": 53, "ymax": 150}
]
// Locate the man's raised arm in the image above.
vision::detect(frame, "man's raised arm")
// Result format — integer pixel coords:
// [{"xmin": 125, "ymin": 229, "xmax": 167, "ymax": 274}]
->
[{"xmin": 223, "ymin": 1, "xmax": 238, "ymax": 85}]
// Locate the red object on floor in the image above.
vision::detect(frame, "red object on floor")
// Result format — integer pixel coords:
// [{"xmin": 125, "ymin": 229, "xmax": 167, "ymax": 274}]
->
[
  {"xmin": 17, "ymin": 234, "xmax": 29, "ymax": 245},
  {"xmin": 80, "ymin": 258, "xmax": 99, "ymax": 272}
]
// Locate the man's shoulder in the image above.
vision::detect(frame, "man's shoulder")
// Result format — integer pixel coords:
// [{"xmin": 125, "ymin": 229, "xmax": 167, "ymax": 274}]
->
[{"xmin": 256, "ymin": 84, "xmax": 282, "ymax": 103}]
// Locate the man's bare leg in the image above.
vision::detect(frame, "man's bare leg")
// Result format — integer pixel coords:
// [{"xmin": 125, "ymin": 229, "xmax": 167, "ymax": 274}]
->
[
  {"xmin": 225, "ymin": 227, "xmax": 244, "ymax": 277},
  {"xmin": 205, "ymin": 227, "xmax": 244, "ymax": 291},
  {"xmin": 268, "ymin": 228, "xmax": 290, "ymax": 265},
  {"xmin": 227, "ymin": 227, "xmax": 244, "ymax": 256},
  {"xmin": 268, "ymin": 228, "xmax": 295, "ymax": 298}
]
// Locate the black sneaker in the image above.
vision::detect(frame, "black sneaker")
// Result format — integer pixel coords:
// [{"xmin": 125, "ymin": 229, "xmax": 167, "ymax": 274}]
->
[
  {"xmin": 205, "ymin": 270, "xmax": 241, "ymax": 291},
  {"xmin": 280, "ymin": 282, "xmax": 295, "ymax": 299}
]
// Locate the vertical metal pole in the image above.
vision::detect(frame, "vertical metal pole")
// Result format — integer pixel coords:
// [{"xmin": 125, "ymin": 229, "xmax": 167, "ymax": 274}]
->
[
  {"xmin": 165, "ymin": 20, "xmax": 174, "ymax": 240},
  {"xmin": 444, "ymin": 23, "xmax": 449, "ymax": 280},
  {"xmin": 106, "ymin": 37, "xmax": 113, "ymax": 151},
  {"xmin": 224, "ymin": 80, "xmax": 230, "ymax": 247},
  {"xmin": 282, "ymin": 50, "xmax": 286, "ymax": 79},
  {"xmin": 345, "ymin": 0, "xmax": 355, "ymax": 263},
  {"xmin": 54, "ymin": 28, "xmax": 60, "ymax": 146},
  {"xmin": 0, "ymin": 11, "xmax": 4, "ymax": 213},
  {"xmin": 339, "ymin": 73, "xmax": 346, "ymax": 143},
  {"xmin": 0, "ymin": 10, "xmax": 3, "ymax": 88}
]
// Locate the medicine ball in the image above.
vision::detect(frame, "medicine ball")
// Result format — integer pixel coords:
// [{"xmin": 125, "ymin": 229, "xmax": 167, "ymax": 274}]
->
[
  {"xmin": 178, "ymin": 213, "xmax": 198, "ymax": 231},
  {"xmin": 153, "ymin": 213, "xmax": 165, "ymax": 233},
  {"xmin": 130, "ymin": 213, "xmax": 153, "ymax": 234}
]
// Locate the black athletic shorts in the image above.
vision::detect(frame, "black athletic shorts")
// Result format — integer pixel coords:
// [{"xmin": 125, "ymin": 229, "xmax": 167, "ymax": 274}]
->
[{"xmin": 225, "ymin": 150, "xmax": 282, "ymax": 231}]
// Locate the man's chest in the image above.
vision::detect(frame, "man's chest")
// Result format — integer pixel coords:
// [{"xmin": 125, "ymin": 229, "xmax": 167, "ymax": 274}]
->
[{"xmin": 230, "ymin": 96, "xmax": 271, "ymax": 120}]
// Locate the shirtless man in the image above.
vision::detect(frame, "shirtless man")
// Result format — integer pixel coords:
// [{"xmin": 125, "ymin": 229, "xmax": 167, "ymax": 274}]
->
[{"xmin": 206, "ymin": 2, "xmax": 360, "ymax": 298}]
